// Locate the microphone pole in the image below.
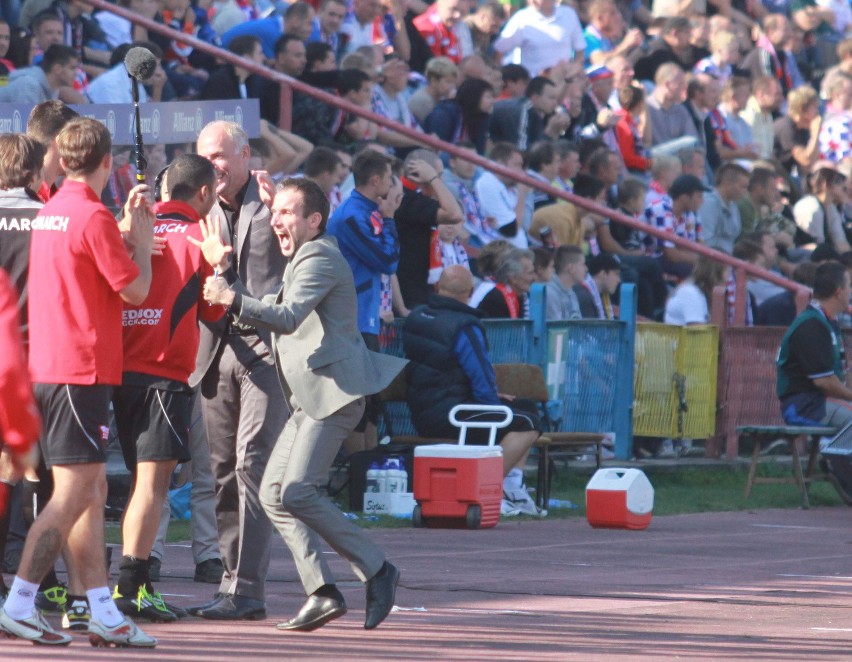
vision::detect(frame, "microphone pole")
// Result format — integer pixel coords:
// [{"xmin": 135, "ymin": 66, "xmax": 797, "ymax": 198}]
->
[
  {"xmin": 124, "ymin": 47, "xmax": 158, "ymax": 185},
  {"xmin": 130, "ymin": 73, "xmax": 147, "ymax": 185}
]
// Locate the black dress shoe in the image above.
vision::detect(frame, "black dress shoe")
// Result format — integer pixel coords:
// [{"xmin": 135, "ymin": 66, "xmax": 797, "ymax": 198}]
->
[
  {"xmin": 196, "ymin": 593, "xmax": 266, "ymax": 621},
  {"xmin": 194, "ymin": 558, "xmax": 224, "ymax": 584},
  {"xmin": 277, "ymin": 592, "xmax": 347, "ymax": 632},
  {"xmin": 364, "ymin": 562, "xmax": 399, "ymax": 630},
  {"xmin": 186, "ymin": 592, "xmax": 226, "ymax": 617}
]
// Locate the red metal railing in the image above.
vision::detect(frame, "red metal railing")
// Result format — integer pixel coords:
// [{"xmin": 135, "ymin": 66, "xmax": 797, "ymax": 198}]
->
[{"xmin": 83, "ymin": 0, "xmax": 810, "ymax": 322}]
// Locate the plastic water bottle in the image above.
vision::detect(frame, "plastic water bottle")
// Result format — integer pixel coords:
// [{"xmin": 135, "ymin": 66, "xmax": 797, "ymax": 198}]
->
[
  {"xmin": 376, "ymin": 460, "xmax": 389, "ymax": 493},
  {"xmin": 366, "ymin": 462, "xmax": 381, "ymax": 493},
  {"xmin": 386, "ymin": 458, "xmax": 405, "ymax": 494},
  {"xmin": 393, "ymin": 458, "xmax": 408, "ymax": 493}
]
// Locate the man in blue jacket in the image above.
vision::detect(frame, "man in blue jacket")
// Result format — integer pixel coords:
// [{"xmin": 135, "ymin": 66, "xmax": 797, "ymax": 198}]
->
[
  {"xmin": 402, "ymin": 265, "xmax": 543, "ymax": 516},
  {"xmin": 327, "ymin": 149, "xmax": 400, "ymax": 451}
]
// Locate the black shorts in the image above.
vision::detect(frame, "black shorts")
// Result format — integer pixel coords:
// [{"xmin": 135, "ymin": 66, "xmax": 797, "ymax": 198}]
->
[
  {"xmin": 33, "ymin": 383, "xmax": 113, "ymax": 468},
  {"xmin": 113, "ymin": 385, "xmax": 192, "ymax": 470},
  {"xmin": 355, "ymin": 332, "xmax": 381, "ymax": 433},
  {"xmin": 432, "ymin": 398, "xmax": 541, "ymax": 445}
]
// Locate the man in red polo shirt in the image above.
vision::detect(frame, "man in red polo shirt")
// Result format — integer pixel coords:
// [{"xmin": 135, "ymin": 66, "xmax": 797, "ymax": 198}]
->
[
  {"xmin": 413, "ymin": 0, "xmax": 465, "ymax": 64},
  {"xmin": 16, "ymin": 102, "xmax": 91, "ymax": 624},
  {"xmin": 111, "ymin": 153, "xmax": 225, "ymax": 624},
  {"xmin": 0, "ymin": 118, "xmax": 156, "ymax": 648}
]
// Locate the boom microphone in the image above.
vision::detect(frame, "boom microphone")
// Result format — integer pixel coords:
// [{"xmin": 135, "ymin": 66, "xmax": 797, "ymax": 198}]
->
[
  {"xmin": 124, "ymin": 47, "xmax": 157, "ymax": 82},
  {"xmin": 124, "ymin": 47, "xmax": 157, "ymax": 185}
]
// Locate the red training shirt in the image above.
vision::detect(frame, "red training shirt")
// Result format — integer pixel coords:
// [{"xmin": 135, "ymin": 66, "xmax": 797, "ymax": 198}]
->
[
  {"xmin": 0, "ymin": 269, "xmax": 40, "ymax": 455},
  {"xmin": 28, "ymin": 179, "xmax": 140, "ymax": 385},
  {"xmin": 121, "ymin": 200, "xmax": 225, "ymax": 386}
]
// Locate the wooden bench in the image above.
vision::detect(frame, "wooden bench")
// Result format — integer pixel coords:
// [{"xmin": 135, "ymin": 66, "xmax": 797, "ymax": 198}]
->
[{"xmin": 739, "ymin": 425, "xmax": 836, "ymax": 509}]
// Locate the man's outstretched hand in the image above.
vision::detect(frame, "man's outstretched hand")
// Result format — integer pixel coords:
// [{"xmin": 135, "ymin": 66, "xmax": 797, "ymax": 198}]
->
[{"xmin": 188, "ymin": 215, "xmax": 233, "ymax": 272}]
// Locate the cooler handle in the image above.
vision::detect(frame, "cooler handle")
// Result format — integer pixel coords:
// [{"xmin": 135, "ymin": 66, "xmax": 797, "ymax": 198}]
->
[{"xmin": 448, "ymin": 405, "xmax": 514, "ymax": 447}]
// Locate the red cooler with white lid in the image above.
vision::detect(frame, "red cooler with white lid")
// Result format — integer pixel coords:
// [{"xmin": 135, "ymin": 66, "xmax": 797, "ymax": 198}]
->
[
  {"xmin": 585, "ymin": 468, "xmax": 654, "ymax": 530},
  {"xmin": 412, "ymin": 405, "xmax": 511, "ymax": 529}
]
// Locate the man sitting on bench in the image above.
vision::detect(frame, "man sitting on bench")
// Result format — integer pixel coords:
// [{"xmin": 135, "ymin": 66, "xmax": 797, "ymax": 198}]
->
[
  {"xmin": 777, "ymin": 261, "xmax": 852, "ymax": 431},
  {"xmin": 402, "ymin": 266, "xmax": 543, "ymax": 517}
]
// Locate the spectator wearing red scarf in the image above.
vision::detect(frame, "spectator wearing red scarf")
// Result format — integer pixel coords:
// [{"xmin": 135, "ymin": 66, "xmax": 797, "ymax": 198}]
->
[
  {"xmin": 413, "ymin": 0, "xmax": 465, "ymax": 63},
  {"xmin": 615, "ymin": 84, "xmax": 652, "ymax": 175}
]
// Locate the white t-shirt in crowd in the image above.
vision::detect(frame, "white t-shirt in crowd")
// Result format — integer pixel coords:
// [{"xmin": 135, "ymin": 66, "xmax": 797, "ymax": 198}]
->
[
  {"xmin": 95, "ymin": 12, "xmax": 132, "ymax": 50},
  {"xmin": 493, "ymin": 5, "xmax": 586, "ymax": 76},
  {"xmin": 475, "ymin": 170, "xmax": 529, "ymax": 248},
  {"xmin": 793, "ymin": 195, "xmax": 849, "ymax": 250},
  {"xmin": 87, "ymin": 64, "xmax": 149, "ymax": 104},
  {"xmin": 664, "ymin": 281, "xmax": 709, "ymax": 326}
]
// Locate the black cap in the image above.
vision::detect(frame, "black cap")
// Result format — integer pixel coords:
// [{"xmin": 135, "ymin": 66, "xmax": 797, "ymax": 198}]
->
[{"xmin": 669, "ymin": 174, "xmax": 711, "ymax": 199}]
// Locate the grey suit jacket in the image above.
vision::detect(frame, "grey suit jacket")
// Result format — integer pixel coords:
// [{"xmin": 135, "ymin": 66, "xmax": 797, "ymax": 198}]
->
[
  {"xmin": 233, "ymin": 234, "xmax": 406, "ymax": 421},
  {"xmin": 191, "ymin": 176, "xmax": 287, "ymax": 387}
]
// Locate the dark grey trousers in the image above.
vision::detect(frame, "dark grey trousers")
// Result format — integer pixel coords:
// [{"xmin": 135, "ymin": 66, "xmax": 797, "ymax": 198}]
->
[{"xmin": 200, "ymin": 334, "xmax": 288, "ymax": 601}]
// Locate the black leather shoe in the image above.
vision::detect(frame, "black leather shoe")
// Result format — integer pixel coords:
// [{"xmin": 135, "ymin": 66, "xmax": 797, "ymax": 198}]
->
[
  {"xmin": 186, "ymin": 592, "xmax": 226, "ymax": 617},
  {"xmin": 364, "ymin": 562, "xmax": 399, "ymax": 630},
  {"xmin": 196, "ymin": 593, "xmax": 266, "ymax": 621},
  {"xmin": 277, "ymin": 593, "xmax": 347, "ymax": 632},
  {"xmin": 194, "ymin": 558, "xmax": 224, "ymax": 584}
]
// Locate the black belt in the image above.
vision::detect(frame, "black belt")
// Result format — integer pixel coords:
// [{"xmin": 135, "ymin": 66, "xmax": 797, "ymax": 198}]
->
[{"xmin": 225, "ymin": 322, "xmax": 257, "ymax": 337}]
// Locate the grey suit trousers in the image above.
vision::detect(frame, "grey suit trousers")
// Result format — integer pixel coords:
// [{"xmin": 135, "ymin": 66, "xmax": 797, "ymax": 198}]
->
[
  {"xmin": 200, "ymin": 334, "xmax": 288, "ymax": 601},
  {"xmin": 259, "ymin": 398, "xmax": 385, "ymax": 596}
]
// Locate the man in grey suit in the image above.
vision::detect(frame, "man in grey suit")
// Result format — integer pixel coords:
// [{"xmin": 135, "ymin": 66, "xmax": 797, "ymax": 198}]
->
[
  {"xmin": 194, "ymin": 177, "xmax": 406, "ymax": 632},
  {"xmin": 190, "ymin": 121, "xmax": 288, "ymax": 620}
]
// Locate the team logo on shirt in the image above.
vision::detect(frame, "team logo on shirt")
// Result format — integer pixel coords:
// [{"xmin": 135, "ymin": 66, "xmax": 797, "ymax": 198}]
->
[
  {"xmin": 0, "ymin": 216, "xmax": 33, "ymax": 231},
  {"xmin": 154, "ymin": 222, "xmax": 189, "ymax": 234},
  {"xmin": 123, "ymin": 308, "xmax": 163, "ymax": 326},
  {"xmin": 31, "ymin": 215, "xmax": 69, "ymax": 232}
]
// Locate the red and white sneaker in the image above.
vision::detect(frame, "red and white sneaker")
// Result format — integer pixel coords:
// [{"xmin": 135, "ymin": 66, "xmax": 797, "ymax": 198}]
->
[
  {"xmin": 0, "ymin": 606, "xmax": 72, "ymax": 645},
  {"xmin": 88, "ymin": 616, "xmax": 157, "ymax": 648}
]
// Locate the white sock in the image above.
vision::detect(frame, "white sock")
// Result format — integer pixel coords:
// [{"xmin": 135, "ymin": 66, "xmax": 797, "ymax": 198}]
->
[
  {"xmin": 503, "ymin": 468, "xmax": 523, "ymax": 492},
  {"xmin": 3, "ymin": 577, "xmax": 40, "ymax": 619},
  {"xmin": 86, "ymin": 587, "xmax": 124, "ymax": 627}
]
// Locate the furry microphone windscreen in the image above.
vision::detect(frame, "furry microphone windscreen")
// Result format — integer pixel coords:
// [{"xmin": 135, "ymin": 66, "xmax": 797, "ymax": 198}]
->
[{"xmin": 124, "ymin": 47, "xmax": 158, "ymax": 81}]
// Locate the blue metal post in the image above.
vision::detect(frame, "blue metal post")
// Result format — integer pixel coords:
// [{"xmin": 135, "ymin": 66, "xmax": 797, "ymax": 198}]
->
[
  {"xmin": 529, "ymin": 283, "xmax": 547, "ymax": 367},
  {"xmin": 614, "ymin": 283, "xmax": 637, "ymax": 459}
]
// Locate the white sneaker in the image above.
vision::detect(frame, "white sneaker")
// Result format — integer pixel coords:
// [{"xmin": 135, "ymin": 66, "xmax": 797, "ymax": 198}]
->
[
  {"xmin": 88, "ymin": 617, "xmax": 157, "ymax": 648},
  {"xmin": 656, "ymin": 439, "xmax": 677, "ymax": 458},
  {"xmin": 500, "ymin": 498, "xmax": 521, "ymax": 517},
  {"xmin": 0, "ymin": 606, "xmax": 72, "ymax": 645},
  {"xmin": 503, "ymin": 487, "xmax": 547, "ymax": 517}
]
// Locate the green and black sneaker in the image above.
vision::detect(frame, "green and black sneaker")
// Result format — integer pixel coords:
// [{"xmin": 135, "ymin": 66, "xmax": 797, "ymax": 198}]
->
[
  {"xmin": 35, "ymin": 582, "xmax": 68, "ymax": 613},
  {"xmin": 112, "ymin": 584, "xmax": 178, "ymax": 623}
]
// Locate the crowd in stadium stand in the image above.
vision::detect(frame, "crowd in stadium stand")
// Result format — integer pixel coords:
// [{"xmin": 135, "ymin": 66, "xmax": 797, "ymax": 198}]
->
[{"xmin": 2, "ymin": 0, "xmax": 852, "ymax": 324}]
